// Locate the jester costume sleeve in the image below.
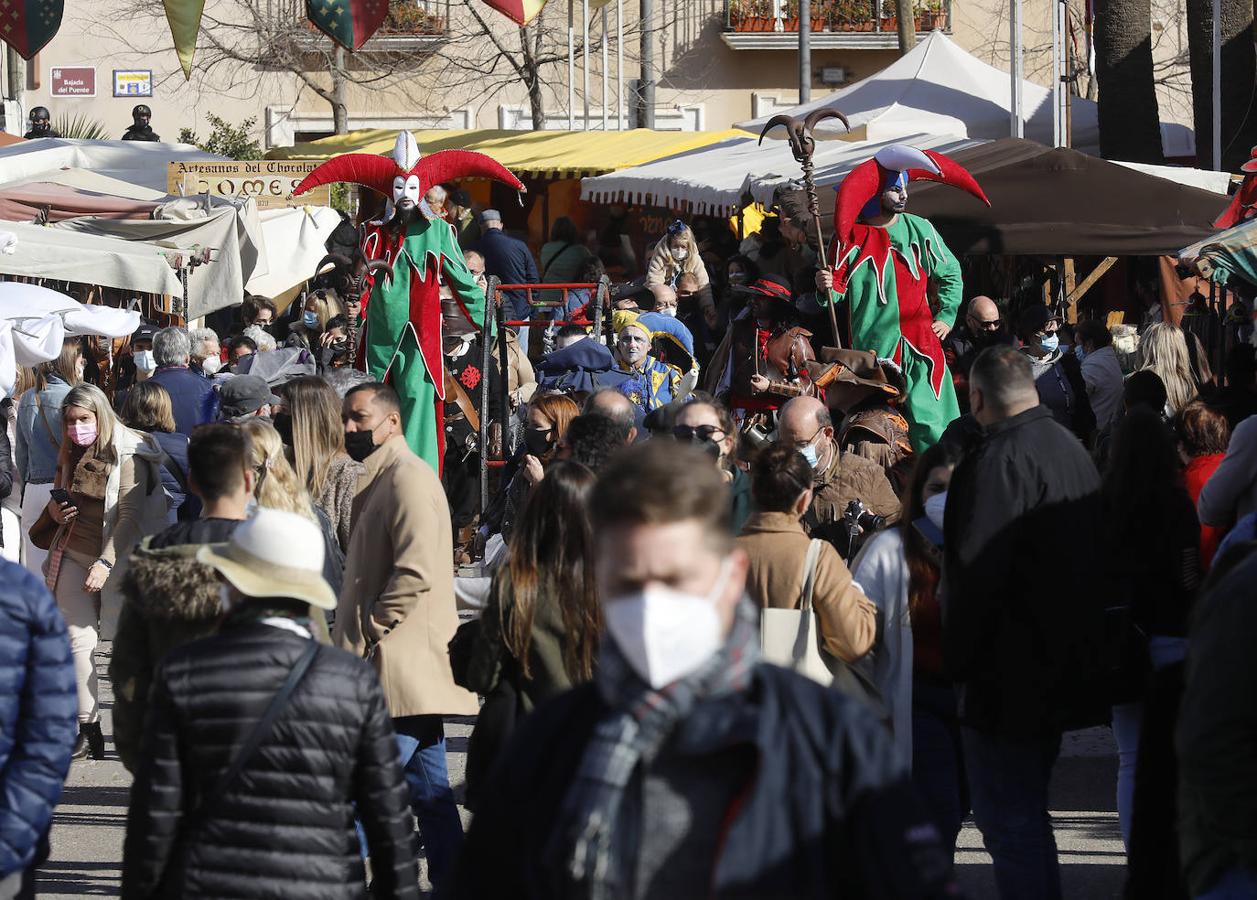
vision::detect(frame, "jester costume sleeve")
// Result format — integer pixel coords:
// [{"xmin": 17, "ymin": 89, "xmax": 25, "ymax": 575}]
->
[
  {"xmin": 827, "ymin": 145, "xmax": 989, "ymax": 451},
  {"xmin": 294, "ymin": 133, "xmax": 524, "ymax": 473}
]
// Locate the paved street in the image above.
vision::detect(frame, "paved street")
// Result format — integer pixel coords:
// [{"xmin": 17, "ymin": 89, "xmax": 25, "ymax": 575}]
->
[{"xmin": 39, "ymin": 644, "xmax": 1124, "ymax": 898}]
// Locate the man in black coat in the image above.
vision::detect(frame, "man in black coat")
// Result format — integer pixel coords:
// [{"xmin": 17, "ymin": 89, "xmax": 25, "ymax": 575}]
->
[
  {"xmin": 121, "ymin": 509, "xmax": 419, "ymax": 900},
  {"xmin": 452, "ymin": 441, "xmax": 957, "ymax": 899},
  {"xmin": 942, "ymin": 345, "xmax": 1105, "ymax": 900},
  {"xmin": 120, "ymin": 104, "xmax": 160, "ymax": 142},
  {"xmin": 472, "ymin": 209, "xmax": 538, "ymax": 324}
]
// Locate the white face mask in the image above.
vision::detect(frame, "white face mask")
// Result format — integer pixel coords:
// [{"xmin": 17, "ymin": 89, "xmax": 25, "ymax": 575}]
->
[
  {"xmin": 924, "ymin": 491, "xmax": 947, "ymax": 531},
  {"xmin": 201, "ymin": 356, "xmax": 223, "ymax": 376},
  {"xmin": 670, "ymin": 247, "xmax": 688, "ymax": 261},
  {"xmin": 133, "ymin": 350, "xmax": 157, "ymax": 373},
  {"xmin": 603, "ymin": 559, "xmax": 729, "ymax": 689},
  {"xmin": 657, "ymin": 306, "xmax": 677, "ymax": 318}
]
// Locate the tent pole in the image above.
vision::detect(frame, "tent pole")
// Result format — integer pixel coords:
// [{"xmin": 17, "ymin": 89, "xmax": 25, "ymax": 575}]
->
[
  {"xmin": 1010, "ymin": 0, "xmax": 1024, "ymax": 138},
  {"xmin": 602, "ymin": 6, "xmax": 609, "ymax": 130},
  {"xmin": 799, "ymin": 0, "xmax": 811, "ymax": 104},
  {"xmin": 568, "ymin": 1, "xmax": 576, "ymax": 131},
  {"xmin": 1212, "ymin": 0, "xmax": 1221, "ymax": 169}
]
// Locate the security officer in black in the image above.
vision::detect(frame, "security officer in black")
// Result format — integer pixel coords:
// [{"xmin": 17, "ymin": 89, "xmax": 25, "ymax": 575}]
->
[
  {"xmin": 24, "ymin": 107, "xmax": 58, "ymax": 139},
  {"xmin": 121, "ymin": 104, "xmax": 160, "ymax": 142}
]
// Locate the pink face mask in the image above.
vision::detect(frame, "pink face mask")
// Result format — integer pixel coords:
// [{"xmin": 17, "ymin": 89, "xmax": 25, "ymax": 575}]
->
[{"xmin": 69, "ymin": 422, "xmax": 98, "ymax": 447}]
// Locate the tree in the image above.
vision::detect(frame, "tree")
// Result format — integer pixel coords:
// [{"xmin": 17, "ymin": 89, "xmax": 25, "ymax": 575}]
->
[
  {"xmin": 1094, "ymin": 0, "xmax": 1164, "ymax": 162},
  {"xmin": 179, "ymin": 114, "xmax": 264, "ymax": 160},
  {"xmin": 104, "ymin": 0, "xmax": 430, "ymax": 136},
  {"xmin": 1186, "ymin": 0, "xmax": 1257, "ymax": 171}
]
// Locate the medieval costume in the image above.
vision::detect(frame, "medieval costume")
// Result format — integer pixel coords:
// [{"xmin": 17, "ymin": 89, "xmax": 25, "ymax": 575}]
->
[
  {"xmin": 293, "ymin": 132, "xmax": 524, "ymax": 473},
  {"xmin": 705, "ymin": 274, "xmax": 816, "ymax": 417},
  {"xmin": 607, "ymin": 317, "xmax": 683, "ymax": 417},
  {"xmin": 827, "ymin": 144, "xmax": 989, "ymax": 450}
]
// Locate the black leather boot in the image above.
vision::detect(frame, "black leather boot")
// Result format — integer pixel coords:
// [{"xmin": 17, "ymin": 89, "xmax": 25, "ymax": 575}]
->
[{"xmin": 73, "ymin": 722, "xmax": 105, "ymax": 761}]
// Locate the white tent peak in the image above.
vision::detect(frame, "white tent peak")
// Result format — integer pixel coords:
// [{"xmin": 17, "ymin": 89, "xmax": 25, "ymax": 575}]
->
[{"xmin": 739, "ymin": 30, "xmax": 1192, "ymax": 158}]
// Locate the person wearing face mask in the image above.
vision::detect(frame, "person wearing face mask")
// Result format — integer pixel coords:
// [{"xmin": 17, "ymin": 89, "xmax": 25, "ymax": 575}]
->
[
  {"xmin": 777, "ymin": 395, "xmax": 901, "ymax": 539},
  {"xmin": 454, "ymin": 440, "xmax": 959, "ymax": 899},
  {"xmin": 850, "ymin": 441, "xmax": 966, "ymax": 858},
  {"xmin": 1015, "ymin": 305, "xmax": 1095, "ymax": 443},
  {"xmin": 944, "ymin": 295, "xmax": 1013, "ymax": 413},
  {"xmin": 109, "ymin": 424, "xmax": 256, "ymax": 773},
  {"xmin": 335, "ymin": 381, "xmax": 477, "ymax": 892},
  {"xmin": 287, "ymin": 291, "xmax": 344, "ymax": 355},
  {"xmin": 38, "ymin": 384, "xmax": 168, "ymax": 761},
  {"xmin": 739, "ymin": 441, "xmax": 876, "ymax": 666},
  {"xmin": 645, "ymin": 220, "xmax": 710, "ymax": 290},
  {"xmin": 17, "ymin": 339, "xmax": 85, "ymax": 576},
  {"xmin": 188, "ymin": 327, "xmax": 224, "ymax": 380},
  {"xmin": 672, "ymin": 397, "xmax": 753, "ymax": 532}
]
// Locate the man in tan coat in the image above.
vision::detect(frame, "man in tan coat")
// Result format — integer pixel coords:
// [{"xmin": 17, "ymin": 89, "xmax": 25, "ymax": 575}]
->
[{"xmin": 334, "ymin": 382, "xmax": 477, "ymax": 893}]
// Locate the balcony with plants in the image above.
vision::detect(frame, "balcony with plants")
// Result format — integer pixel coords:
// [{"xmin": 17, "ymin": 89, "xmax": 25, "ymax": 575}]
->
[
  {"xmin": 280, "ymin": 0, "xmax": 450, "ymax": 53},
  {"xmin": 722, "ymin": 0, "xmax": 949, "ymax": 48}
]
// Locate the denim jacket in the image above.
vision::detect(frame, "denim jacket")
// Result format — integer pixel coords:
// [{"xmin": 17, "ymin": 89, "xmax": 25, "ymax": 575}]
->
[{"xmin": 15, "ymin": 376, "xmax": 71, "ymax": 485}]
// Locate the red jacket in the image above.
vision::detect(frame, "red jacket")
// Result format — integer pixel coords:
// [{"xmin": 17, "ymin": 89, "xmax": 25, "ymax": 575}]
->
[{"xmin": 1185, "ymin": 454, "xmax": 1227, "ymax": 571}]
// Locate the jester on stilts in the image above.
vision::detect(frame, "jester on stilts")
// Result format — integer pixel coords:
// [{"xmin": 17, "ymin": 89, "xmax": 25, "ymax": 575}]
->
[
  {"xmin": 294, "ymin": 133, "xmax": 524, "ymax": 472},
  {"xmin": 816, "ymin": 144, "xmax": 990, "ymax": 451}
]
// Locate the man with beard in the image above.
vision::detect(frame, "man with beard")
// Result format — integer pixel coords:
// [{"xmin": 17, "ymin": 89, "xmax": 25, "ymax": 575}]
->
[
  {"xmin": 120, "ymin": 104, "xmax": 160, "ymax": 142},
  {"xmin": 945, "ymin": 295, "xmax": 1013, "ymax": 412}
]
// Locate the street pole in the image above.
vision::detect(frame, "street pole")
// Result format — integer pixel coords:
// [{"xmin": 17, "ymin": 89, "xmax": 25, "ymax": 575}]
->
[
  {"xmin": 568, "ymin": 1, "xmax": 575, "ymax": 130},
  {"xmin": 799, "ymin": 0, "xmax": 812, "ymax": 104},
  {"xmin": 640, "ymin": 0, "xmax": 655, "ymax": 129},
  {"xmin": 602, "ymin": 6, "xmax": 609, "ymax": 130},
  {"xmin": 1052, "ymin": 0, "xmax": 1065, "ymax": 146},
  {"xmin": 617, "ymin": 0, "xmax": 625, "ymax": 130},
  {"xmin": 1010, "ymin": 0, "xmax": 1024, "ymax": 138},
  {"xmin": 583, "ymin": 0, "xmax": 591, "ymax": 130},
  {"xmin": 1212, "ymin": 0, "xmax": 1222, "ymax": 169}
]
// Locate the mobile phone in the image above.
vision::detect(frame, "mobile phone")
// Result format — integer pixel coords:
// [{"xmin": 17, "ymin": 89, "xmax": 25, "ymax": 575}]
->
[{"xmin": 50, "ymin": 488, "xmax": 73, "ymax": 506}]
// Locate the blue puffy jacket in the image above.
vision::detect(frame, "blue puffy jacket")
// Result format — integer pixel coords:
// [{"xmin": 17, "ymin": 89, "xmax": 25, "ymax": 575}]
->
[{"xmin": 0, "ymin": 561, "xmax": 77, "ymax": 877}]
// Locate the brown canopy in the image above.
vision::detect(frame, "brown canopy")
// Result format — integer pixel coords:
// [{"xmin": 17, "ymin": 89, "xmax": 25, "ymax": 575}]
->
[
  {"xmin": 901, "ymin": 138, "xmax": 1227, "ymax": 256},
  {"xmin": 0, "ymin": 182, "xmax": 160, "ymax": 223}
]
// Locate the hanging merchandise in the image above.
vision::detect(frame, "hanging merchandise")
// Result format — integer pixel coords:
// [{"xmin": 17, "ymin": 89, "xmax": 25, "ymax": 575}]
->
[
  {"xmin": 481, "ymin": 0, "xmax": 549, "ymax": 27},
  {"xmin": 1, "ymin": 0, "xmax": 65, "ymax": 60},
  {"xmin": 307, "ymin": 0, "xmax": 389, "ymax": 51},
  {"xmin": 163, "ymin": 0, "xmax": 205, "ymax": 79}
]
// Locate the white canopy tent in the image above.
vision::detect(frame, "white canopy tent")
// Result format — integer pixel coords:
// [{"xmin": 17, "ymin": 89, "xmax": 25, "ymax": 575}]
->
[
  {"xmin": 737, "ymin": 31, "xmax": 1193, "ymax": 159},
  {"xmin": 0, "ymin": 283, "xmax": 141, "ymax": 396},
  {"xmin": 581, "ymin": 131, "xmax": 981, "ymax": 217},
  {"xmin": 0, "ymin": 223, "xmax": 182, "ymax": 297},
  {"xmin": 0, "ymin": 139, "xmax": 226, "ymax": 193}
]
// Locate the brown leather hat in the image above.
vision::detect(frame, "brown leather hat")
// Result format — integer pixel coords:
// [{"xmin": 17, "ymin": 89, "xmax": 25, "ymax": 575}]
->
[{"xmin": 807, "ymin": 347, "xmax": 902, "ymax": 412}]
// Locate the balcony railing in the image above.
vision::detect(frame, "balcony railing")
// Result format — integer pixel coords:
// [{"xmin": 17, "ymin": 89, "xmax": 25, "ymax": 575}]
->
[
  {"xmin": 266, "ymin": 0, "xmax": 451, "ymax": 51},
  {"xmin": 722, "ymin": 0, "xmax": 949, "ymax": 48}
]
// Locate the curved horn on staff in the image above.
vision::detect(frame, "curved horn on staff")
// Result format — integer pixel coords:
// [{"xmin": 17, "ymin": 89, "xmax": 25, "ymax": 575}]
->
[
  {"xmin": 757, "ymin": 114, "xmax": 799, "ymax": 145},
  {"xmin": 313, "ymin": 253, "xmax": 353, "ymax": 280},
  {"xmin": 366, "ymin": 259, "xmax": 395, "ymax": 278},
  {"xmin": 803, "ymin": 107, "xmax": 850, "ymax": 134}
]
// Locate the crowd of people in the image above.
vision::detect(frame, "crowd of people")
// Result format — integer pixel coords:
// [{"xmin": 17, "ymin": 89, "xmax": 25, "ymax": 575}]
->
[{"xmin": 1, "ymin": 198, "xmax": 1257, "ymax": 900}]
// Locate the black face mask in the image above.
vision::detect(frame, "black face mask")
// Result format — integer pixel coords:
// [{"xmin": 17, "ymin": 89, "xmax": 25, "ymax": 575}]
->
[
  {"xmin": 273, "ymin": 411, "xmax": 293, "ymax": 446},
  {"xmin": 344, "ymin": 429, "xmax": 378, "ymax": 462},
  {"xmin": 523, "ymin": 426, "xmax": 552, "ymax": 457}
]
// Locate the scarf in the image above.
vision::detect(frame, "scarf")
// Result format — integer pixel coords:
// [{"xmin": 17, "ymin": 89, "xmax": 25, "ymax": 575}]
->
[
  {"xmin": 553, "ymin": 597, "xmax": 760, "ymax": 899},
  {"xmin": 67, "ymin": 444, "xmax": 110, "ymax": 500}
]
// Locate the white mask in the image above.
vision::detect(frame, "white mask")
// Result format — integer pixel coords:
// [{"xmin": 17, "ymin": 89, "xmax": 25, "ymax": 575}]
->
[
  {"xmin": 924, "ymin": 491, "xmax": 947, "ymax": 531},
  {"xmin": 658, "ymin": 306, "xmax": 677, "ymax": 318},
  {"xmin": 133, "ymin": 350, "xmax": 157, "ymax": 373},
  {"xmin": 670, "ymin": 247, "xmax": 688, "ymax": 262},
  {"xmin": 603, "ymin": 560, "xmax": 730, "ymax": 689},
  {"xmin": 201, "ymin": 356, "xmax": 223, "ymax": 376}
]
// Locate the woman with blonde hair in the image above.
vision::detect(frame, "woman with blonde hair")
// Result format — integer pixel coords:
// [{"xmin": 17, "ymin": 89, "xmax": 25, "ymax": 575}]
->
[
  {"xmin": 645, "ymin": 220, "xmax": 710, "ymax": 290},
  {"xmin": 286, "ymin": 290, "xmax": 345, "ymax": 353},
  {"xmin": 42, "ymin": 382, "xmax": 167, "ymax": 759},
  {"xmin": 238, "ymin": 418, "xmax": 344, "ymax": 598},
  {"xmin": 281, "ymin": 376, "xmax": 363, "ymax": 550},
  {"xmin": 1137, "ymin": 322, "xmax": 1199, "ymax": 416}
]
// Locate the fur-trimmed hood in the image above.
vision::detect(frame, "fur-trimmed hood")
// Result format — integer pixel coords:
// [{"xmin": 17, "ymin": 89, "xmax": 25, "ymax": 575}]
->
[{"xmin": 121, "ymin": 537, "xmax": 222, "ymax": 623}]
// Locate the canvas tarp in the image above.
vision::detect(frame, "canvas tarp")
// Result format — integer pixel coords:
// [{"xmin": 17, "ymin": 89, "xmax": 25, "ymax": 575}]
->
[
  {"xmin": 0, "ymin": 138, "xmax": 226, "ymax": 192},
  {"xmin": 0, "ymin": 222, "xmax": 182, "ymax": 296},
  {"xmin": 581, "ymin": 131, "xmax": 984, "ymax": 216},
  {"xmin": 900, "ymin": 138, "xmax": 1227, "ymax": 256},
  {"xmin": 737, "ymin": 31, "xmax": 1193, "ymax": 159},
  {"xmin": 244, "ymin": 205, "xmax": 342, "ymax": 299},
  {"xmin": 0, "ymin": 182, "xmax": 162, "ymax": 222},
  {"xmin": 266, "ymin": 127, "xmax": 744, "ymax": 178}
]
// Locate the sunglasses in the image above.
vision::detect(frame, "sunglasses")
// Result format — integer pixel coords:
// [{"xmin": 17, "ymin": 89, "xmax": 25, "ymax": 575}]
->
[
  {"xmin": 673, "ymin": 424, "xmax": 725, "ymax": 442},
  {"xmin": 970, "ymin": 317, "xmax": 1002, "ymax": 332}
]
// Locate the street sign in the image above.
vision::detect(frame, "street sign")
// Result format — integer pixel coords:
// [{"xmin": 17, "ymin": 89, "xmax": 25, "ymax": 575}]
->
[
  {"xmin": 113, "ymin": 70, "xmax": 153, "ymax": 98},
  {"xmin": 50, "ymin": 66, "xmax": 96, "ymax": 98},
  {"xmin": 166, "ymin": 159, "xmax": 331, "ymax": 210}
]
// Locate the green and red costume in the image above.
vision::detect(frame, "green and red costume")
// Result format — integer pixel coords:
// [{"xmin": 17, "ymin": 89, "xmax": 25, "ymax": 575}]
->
[
  {"xmin": 827, "ymin": 145, "xmax": 989, "ymax": 451},
  {"xmin": 295, "ymin": 133, "xmax": 524, "ymax": 473}
]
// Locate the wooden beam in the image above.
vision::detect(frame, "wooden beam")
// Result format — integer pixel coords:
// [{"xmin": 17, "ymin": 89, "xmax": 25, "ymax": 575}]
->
[
  {"xmin": 1063, "ymin": 258, "xmax": 1078, "ymax": 322},
  {"xmin": 1065, "ymin": 256, "xmax": 1118, "ymax": 308}
]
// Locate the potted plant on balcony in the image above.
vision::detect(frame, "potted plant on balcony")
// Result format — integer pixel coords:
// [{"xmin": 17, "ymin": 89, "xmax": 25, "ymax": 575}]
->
[
  {"xmin": 382, "ymin": 1, "xmax": 443, "ymax": 35},
  {"xmin": 779, "ymin": 1, "xmax": 826, "ymax": 31},
  {"xmin": 913, "ymin": 0, "xmax": 946, "ymax": 30},
  {"xmin": 828, "ymin": 0, "xmax": 874, "ymax": 30},
  {"xmin": 730, "ymin": 0, "xmax": 777, "ymax": 31},
  {"xmin": 879, "ymin": 0, "xmax": 897, "ymax": 31}
]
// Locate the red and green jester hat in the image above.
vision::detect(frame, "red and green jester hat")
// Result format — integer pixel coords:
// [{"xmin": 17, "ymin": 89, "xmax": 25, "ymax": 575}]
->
[
  {"xmin": 294, "ymin": 133, "xmax": 524, "ymax": 473},
  {"xmin": 826, "ymin": 143, "xmax": 989, "ymax": 451}
]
